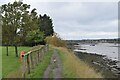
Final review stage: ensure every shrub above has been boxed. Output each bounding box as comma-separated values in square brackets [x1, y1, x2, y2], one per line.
[45, 33, 66, 47]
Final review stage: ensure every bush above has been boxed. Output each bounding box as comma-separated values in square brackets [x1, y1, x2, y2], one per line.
[45, 33, 66, 47]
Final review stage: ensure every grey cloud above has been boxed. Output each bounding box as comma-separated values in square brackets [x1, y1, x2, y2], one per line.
[0, 1, 118, 39]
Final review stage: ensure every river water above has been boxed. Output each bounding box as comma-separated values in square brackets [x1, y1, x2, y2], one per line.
[74, 43, 120, 76]
[74, 43, 119, 61]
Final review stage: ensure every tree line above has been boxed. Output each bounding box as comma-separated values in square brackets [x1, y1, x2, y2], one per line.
[1, 1, 54, 57]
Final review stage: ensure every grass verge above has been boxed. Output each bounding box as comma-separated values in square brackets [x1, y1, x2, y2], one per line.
[56, 47, 103, 78]
[0, 47, 2, 79]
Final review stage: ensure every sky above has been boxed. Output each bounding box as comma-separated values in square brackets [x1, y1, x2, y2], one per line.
[0, 0, 119, 40]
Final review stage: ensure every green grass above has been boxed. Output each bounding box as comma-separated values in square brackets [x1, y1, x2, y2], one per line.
[28, 49, 53, 78]
[0, 47, 2, 79]
[57, 48, 76, 78]
[1, 45, 103, 78]
[2, 46, 31, 77]
[55, 47, 102, 78]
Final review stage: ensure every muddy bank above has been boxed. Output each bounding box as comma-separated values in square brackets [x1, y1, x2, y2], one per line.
[74, 51, 120, 78]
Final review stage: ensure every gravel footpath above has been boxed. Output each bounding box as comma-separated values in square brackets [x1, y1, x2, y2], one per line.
[43, 49, 62, 79]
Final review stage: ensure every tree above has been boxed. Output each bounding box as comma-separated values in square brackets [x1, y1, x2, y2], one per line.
[1, 1, 31, 57]
[2, 1, 54, 55]
[39, 14, 54, 37]
[26, 29, 44, 46]
[1, 3, 14, 56]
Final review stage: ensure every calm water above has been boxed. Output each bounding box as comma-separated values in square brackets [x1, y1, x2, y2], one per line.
[74, 43, 119, 61]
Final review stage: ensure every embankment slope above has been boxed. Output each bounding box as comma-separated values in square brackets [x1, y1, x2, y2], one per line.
[55, 46, 103, 78]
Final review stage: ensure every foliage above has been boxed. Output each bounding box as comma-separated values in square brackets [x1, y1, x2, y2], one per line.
[25, 30, 44, 46]
[1, 1, 54, 46]
[45, 33, 66, 47]
[1, 1, 30, 46]
[39, 14, 54, 37]
[1, 1, 54, 57]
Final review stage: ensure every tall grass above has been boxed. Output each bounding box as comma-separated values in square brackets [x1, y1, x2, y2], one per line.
[0, 46, 2, 79]
[45, 33, 66, 47]
[56, 47, 103, 78]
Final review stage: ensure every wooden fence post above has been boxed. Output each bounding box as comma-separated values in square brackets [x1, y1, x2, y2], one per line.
[38, 50, 40, 62]
[34, 51, 37, 66]
[22, 56, 26, 78]
[32, 52, 35, 67]
[42, 47, 44, 56]
[47, 44, 49, 51]
[41, 48, 43, 60]
[36, 50, 38, 65]
[27, 54, 30, 74]
[40, 48, 42, 61]
[43, 46, 45, 55]
[45, 44, 48, 52]
[33, 52, 35, 67]
[30, 53, 34, 69]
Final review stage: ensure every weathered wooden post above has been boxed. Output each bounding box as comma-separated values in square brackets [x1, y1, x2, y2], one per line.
[29, 51, 31, 69]
[22, 55, 26, 78]
[44, 46, 45, 54]
[46, 44, 48, 52]
[39, 49, 41, 62]
[42, 47, 44, 55]
[27, 54, 30, 74]
[30, 53, 34, 69]
[36, 50, 38, 65]
[32, 53, 34, 68]
[41, 47, 43, 60]
[37, 50, 40, 62]
[45, 44, 47, 52]
[33, 52, 36, 66]
[40, 48, 42, 61]
[44, 45, 46, 53]
[6, 46, 8, 56]
[47, 44, 49, 51]
[34, 51, 38, 66]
